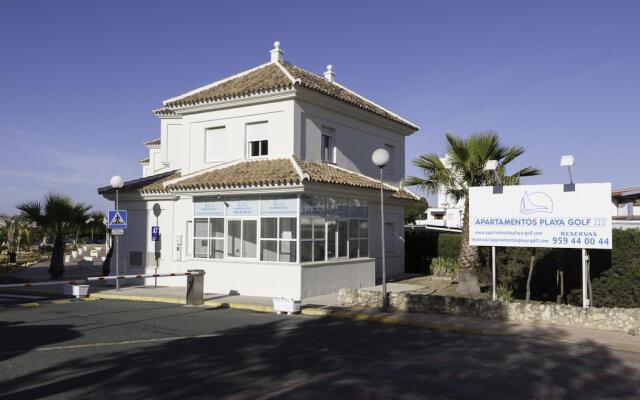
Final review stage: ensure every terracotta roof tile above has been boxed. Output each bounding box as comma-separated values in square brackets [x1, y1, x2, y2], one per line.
[144, 138, 161, 146]
[168, 159, 300, 190]
[153, 107, 177, 116]
[164, 63, 294, 108]
[161, 61, 417, 129]
[138, 158, 150, 165]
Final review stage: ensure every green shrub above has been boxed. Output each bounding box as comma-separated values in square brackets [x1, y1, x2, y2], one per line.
[437, 233, 461, 260]
[592, 260, 640, 308]
[431, 257, 459, 278]
[496, 283, 514, 303]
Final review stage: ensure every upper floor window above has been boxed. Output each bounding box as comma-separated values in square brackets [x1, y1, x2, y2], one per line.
[205, 126, 226, 162]
[321, 126, 335, 163]
[249, 140, 269, 157]
[246, 121, 269, 158]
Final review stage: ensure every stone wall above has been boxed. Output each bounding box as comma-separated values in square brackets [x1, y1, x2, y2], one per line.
[338, 288, 640, 335]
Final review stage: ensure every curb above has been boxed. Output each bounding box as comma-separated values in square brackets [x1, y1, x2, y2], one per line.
[0, 296, 98, 311]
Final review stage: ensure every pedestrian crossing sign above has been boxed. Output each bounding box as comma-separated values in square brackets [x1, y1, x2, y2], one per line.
[108, 210, 128, 229]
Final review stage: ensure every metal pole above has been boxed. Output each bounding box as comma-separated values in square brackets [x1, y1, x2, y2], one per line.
[115, 189, 120, 291]
[380, 167, 387, 308]
[491, 246, 497, 301]
[582, 248, 589, 308]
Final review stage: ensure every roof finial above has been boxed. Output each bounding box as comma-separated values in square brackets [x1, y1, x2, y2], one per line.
[270, 41, 284, 63]
[324, 64, 335, 83]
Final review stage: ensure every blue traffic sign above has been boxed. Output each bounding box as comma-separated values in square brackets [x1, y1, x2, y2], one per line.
[151, 226, 160, 241]
[108, 210, 128, 229]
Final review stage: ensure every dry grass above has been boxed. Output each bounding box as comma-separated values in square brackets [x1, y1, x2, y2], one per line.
[397, 275, 490, 300]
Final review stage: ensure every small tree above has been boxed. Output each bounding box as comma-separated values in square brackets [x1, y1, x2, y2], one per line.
[18, 194, 92, 279]
[0, 215, 33, 264]
[407, 132, 541, 294]
[404, 198, 428, 224]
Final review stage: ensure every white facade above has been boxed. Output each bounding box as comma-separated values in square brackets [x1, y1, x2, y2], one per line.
[414, 157, 464, 230]
[611, 187, 640, 230]
[103, 43, 418, 299]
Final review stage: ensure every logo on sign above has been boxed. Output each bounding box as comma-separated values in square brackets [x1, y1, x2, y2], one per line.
[519, 192, 553, 215]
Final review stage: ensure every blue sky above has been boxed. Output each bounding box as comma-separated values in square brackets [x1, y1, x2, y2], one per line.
[1, 0, 639, 213]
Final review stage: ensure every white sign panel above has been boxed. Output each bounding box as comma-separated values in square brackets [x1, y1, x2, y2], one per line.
[227, 198, 259, 216]
[469, 183, 612, 249]
[261, 196, 297, 216]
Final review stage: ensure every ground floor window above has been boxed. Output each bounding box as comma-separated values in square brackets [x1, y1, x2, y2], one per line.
[260, 217, 297, 262]
[227, 219, 257, 258]
[194, 218, 224, 259]
[300, 216, 325, 262]
[349, 219, 368, 258]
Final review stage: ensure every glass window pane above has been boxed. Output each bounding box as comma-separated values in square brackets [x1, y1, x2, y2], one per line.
[194, 239, 208, 258]
[313, 217, 325, 240]
[359, 220, 368, 238]
[194, 218, 209, 237]
[242, 220, 257, 258]
[279, 240, 296, 262]
[261, 218, 277, 238]
[349, 239, 359, 259]
[338, 221, 348, 257]
[210, 218, 224, 238]
[261, 240, 277, 261]
[301, 195, 325, 215]
[349, 219, 359, 238]
[327, 221, 336, 259]
[227, 220, 241, 257]
[210, 239, 224, 259]
[250, 141, 260, 157]
[301, 241, 312, 262]
[359, 239, 368, 258]
[261, 140, 268, 155]
[313, 240, 325, 262]
[301, 216, 313, 239]
[279, 217, 297, 239]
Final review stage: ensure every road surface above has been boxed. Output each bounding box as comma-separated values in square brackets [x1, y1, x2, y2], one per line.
[1, 300, 639, 399]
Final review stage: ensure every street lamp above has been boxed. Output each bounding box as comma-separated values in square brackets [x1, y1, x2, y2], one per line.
[86, 217, 94, 241]
[372, 148, 390, 308]
[110, 175, 124, 291]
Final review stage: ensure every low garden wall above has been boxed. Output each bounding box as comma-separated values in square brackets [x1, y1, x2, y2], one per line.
[338, 288, 640, 335]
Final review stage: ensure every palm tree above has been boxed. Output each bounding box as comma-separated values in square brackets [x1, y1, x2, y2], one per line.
[406, 132, 541, 294]
[17, 194, 92, 279]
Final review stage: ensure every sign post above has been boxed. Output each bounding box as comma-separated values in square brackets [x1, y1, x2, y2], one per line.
[107, 209, 128, 291]
[469, 183, 612, 308]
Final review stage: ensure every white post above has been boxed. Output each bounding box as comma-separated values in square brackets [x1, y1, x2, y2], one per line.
[115, 189, 120, 291]
[582, 248, 589, 308]
[380, 167, 387, 308]
[491, 246, 497, 301]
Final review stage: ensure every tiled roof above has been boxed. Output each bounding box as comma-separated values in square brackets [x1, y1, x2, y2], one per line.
[153, 107, 177, 117]
[97, 170, 180, 195]
[138, 158, 150, 165]
[168, 159, 300, 190]
[164, 63, 293, 108]
[613, 215, 640, 220]
[162, 61, 417, 130]
[165, 158, 419, 200]
[144, 138, 161, 147]
[612, 187, 640, 197]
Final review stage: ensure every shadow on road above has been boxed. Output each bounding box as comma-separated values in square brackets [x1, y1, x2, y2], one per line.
[0, 321, 81, 364]
[0, 314, 638, 399]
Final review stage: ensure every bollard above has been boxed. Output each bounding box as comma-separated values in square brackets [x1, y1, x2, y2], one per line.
[186, 269, 205, 306]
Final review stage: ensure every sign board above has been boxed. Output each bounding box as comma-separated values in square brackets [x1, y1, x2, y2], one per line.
[469, 183, 612, 249]
[107, 210, 127, 229]
[227, 198, 259, 216]
[261, 196, 297, 216]
[194, 199, 225, 216]
[151, 226, 160, 241]
[111, 228, 125, 236]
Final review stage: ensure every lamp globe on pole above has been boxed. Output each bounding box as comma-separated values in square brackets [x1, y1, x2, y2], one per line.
[372, 148, 390, 308]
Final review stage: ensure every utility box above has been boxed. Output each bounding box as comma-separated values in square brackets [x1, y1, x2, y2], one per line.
[186, 269, 205, 306]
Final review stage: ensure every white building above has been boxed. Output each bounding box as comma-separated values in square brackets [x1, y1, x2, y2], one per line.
[611, 187, 640, 230]
[414, 157, 464, 231]
[98, 42, 420, 299]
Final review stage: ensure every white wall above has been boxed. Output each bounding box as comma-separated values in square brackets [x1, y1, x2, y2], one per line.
[301, 259, 375, 298]
[295, 99, 406, 185]
[175, 100, 296, 175]
[368, 202, 406, 278]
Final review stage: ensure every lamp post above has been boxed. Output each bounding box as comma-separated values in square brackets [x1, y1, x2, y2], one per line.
[110, 175, 124, 291]
[560, 154, 575, 185]
[372, 148, 390, 308]
[484, 159, 498, 301]
[86, 217, 94, 241]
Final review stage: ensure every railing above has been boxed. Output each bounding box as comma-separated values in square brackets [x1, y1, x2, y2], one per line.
[0, 270, 205, 305]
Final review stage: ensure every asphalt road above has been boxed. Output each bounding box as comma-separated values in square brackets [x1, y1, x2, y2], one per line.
[1, 300, 639, 400]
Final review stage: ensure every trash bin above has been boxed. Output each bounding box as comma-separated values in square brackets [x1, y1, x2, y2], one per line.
[186, 269, 205, 306]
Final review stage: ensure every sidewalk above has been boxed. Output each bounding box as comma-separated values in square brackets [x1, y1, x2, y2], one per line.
[87, 284, 640, 353]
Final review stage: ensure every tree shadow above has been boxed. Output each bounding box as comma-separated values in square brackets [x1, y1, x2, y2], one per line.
[0, 314, 638, 399]
[0, 321, 81, 363]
